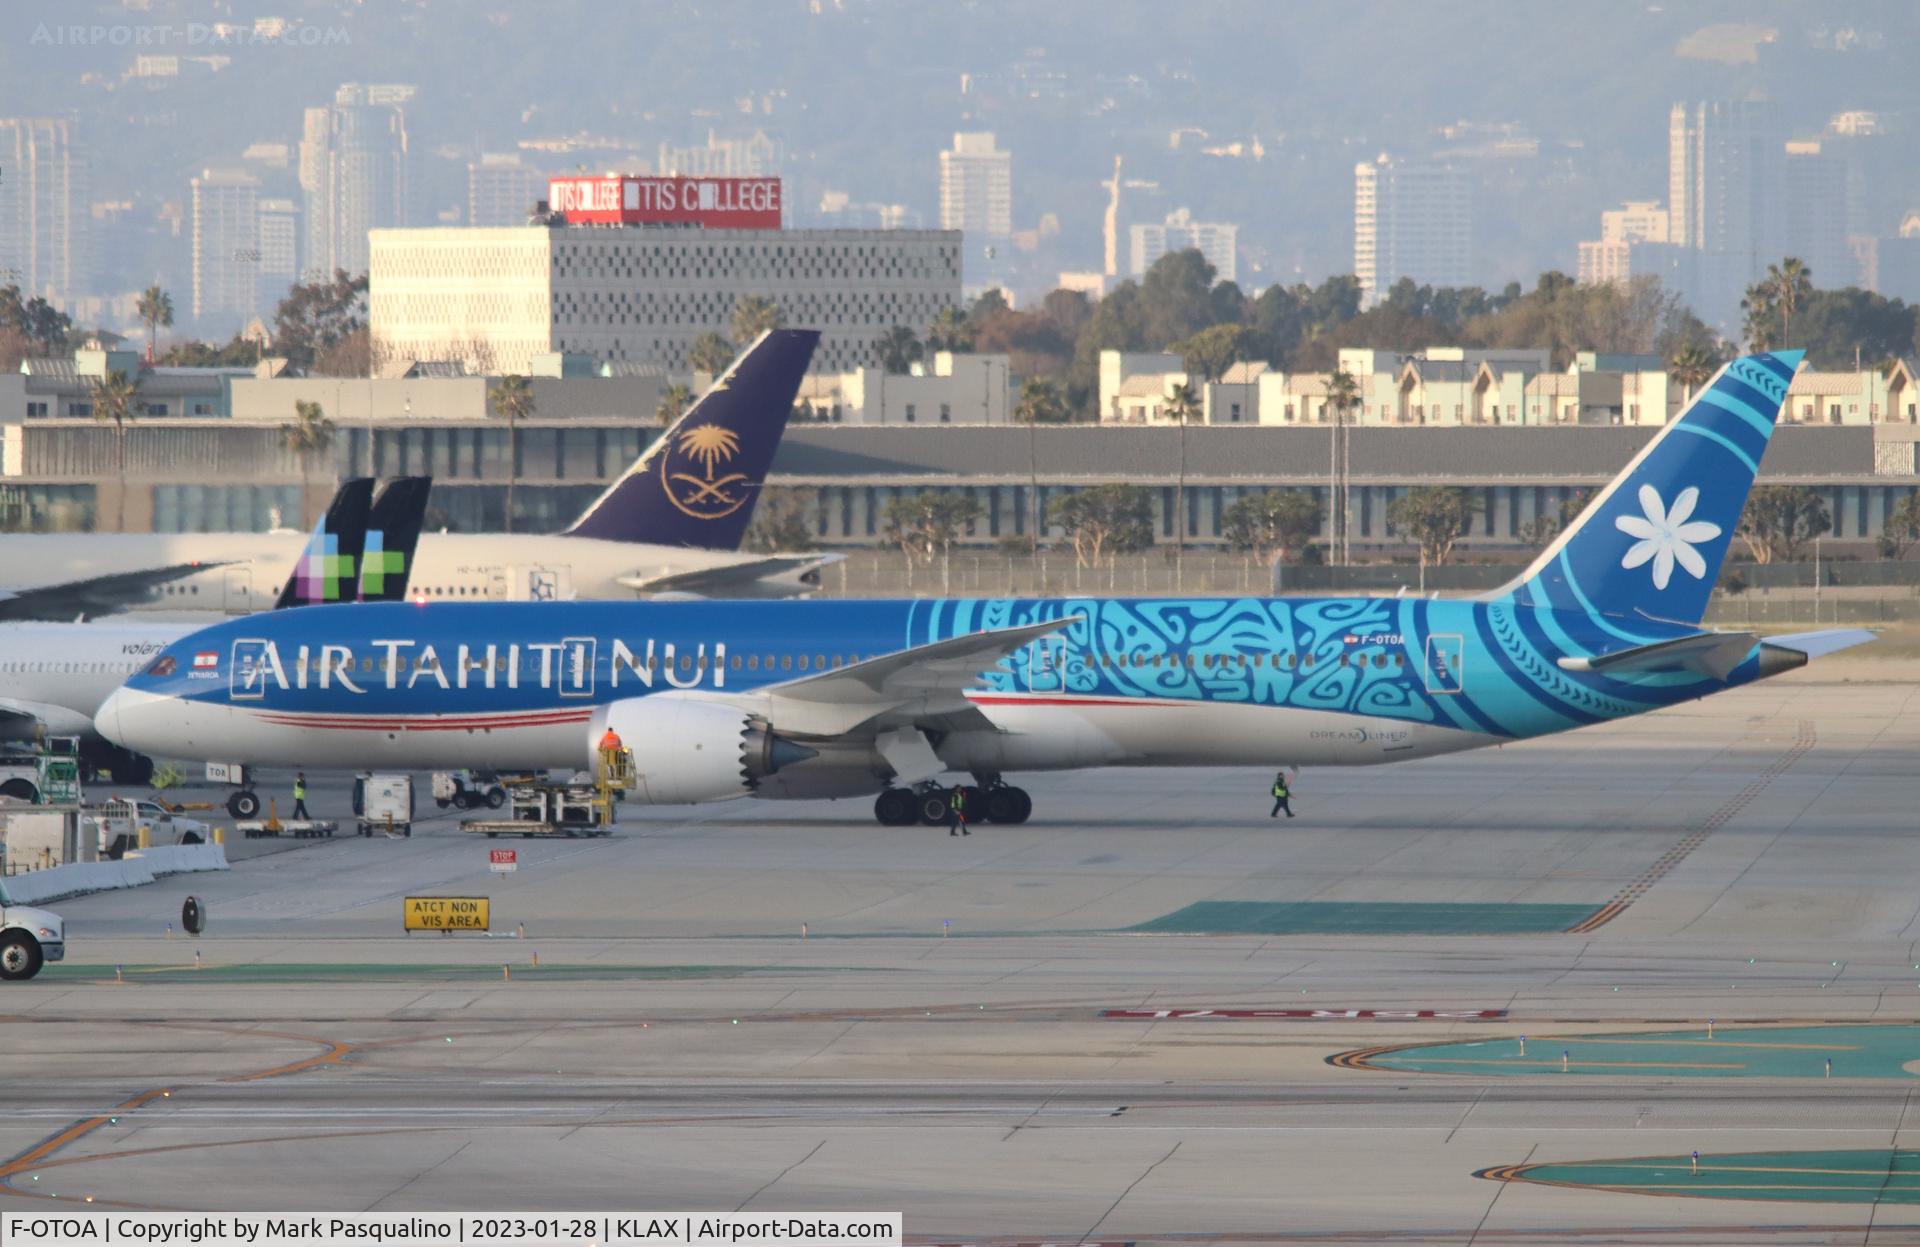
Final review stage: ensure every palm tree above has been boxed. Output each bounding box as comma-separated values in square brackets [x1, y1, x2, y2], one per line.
[875, 325, 923, 375]
[656, 383, 693, 426]
[1772, 257, 1812, 345]
[1325, 369, 1360, 564]
[89, 369, 138, 532]
[134, 286, 173, 361]
[729, 295, 784, 345]
[1667, 342, 1718, 412]
[488, 374, 535, 533]
[280, 399, 336, 526]
[688, 332, 735, 378]
[1164, 380, 1202, 574]
[926, 305, 973, 352]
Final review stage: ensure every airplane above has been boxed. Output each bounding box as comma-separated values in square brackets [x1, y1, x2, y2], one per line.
[0, 328, 827, 618]
[0, 475, 430, 790]
[97, 350, 1872, 825]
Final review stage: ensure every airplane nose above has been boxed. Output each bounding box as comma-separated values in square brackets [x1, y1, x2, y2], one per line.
[95, 685, 149, 752]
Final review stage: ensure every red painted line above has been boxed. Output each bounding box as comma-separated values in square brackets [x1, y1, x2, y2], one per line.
[1104, 1008, 1507, 1021]
[255, 711, 591, 732]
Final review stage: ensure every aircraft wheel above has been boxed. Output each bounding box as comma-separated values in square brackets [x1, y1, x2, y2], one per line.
[0, 931, 43, 981]
[916, 789, 951, 826]
[983, 788, 1020, 824]
[873, 788, 916, 826]
[1002, 787, 1033, 824]
[227, 790, 261, 819]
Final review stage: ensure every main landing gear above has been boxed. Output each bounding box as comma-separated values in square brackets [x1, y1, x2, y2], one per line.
[872, 778, 1032, 826]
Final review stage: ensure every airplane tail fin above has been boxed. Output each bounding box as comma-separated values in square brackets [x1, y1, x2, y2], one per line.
[1491, 349, 1803, 626]
[274, 477, 374, 609]
[563, 327, 820, 550]
[358, 476, 433, 601]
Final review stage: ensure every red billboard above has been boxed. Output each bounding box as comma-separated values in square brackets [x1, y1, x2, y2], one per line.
[546, 175, 782, 229]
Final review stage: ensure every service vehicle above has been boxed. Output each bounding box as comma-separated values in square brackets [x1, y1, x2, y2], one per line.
[85, 797, 211, 858]
[0, 898, 65, 981]
[432, 770, 510, 811]
[353, 771, 415, 836]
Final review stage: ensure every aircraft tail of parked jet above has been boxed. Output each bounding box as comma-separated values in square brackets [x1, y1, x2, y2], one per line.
[273, 478, 374, 609]
[358, 476, 433, 602]
[1493, 350, 1804, 625]
[563, 327, 820, 551]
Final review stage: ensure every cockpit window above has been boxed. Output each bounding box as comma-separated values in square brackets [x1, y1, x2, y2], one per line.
[145, 656, 177, 677]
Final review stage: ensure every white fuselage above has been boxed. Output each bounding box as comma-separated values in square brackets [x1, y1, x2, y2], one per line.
[0, 621, 190, 737]
[0, 532, 806, 613]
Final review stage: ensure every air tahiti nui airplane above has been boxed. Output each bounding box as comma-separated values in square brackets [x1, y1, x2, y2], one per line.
[98, 350, 1869, 826]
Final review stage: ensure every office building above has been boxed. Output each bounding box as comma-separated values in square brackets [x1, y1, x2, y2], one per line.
[938, 132, 1011, 238]
[1129, 208, 1238, 282]
[190, 168, 260, 326]
[255, 198, 300, 305]
[1664, 100, 1783, 327]
[298, 83, 411, 280]
[0, 119, 89, 307]
[467, 154, 545, 228]
[1576, 200, 1670, 286]
[1353, 156, 1472, 306]
[657, 130, 780, 177]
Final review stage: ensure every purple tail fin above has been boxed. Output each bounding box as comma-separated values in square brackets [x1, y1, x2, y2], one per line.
[563, 327, 819, 549]
[274, 477, 373, 609]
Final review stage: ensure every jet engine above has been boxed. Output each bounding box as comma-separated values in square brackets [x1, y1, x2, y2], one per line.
[592, 697, 816, 805]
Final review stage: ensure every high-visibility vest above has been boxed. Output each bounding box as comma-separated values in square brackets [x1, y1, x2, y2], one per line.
[1271, 779, 1288, 797]
[293, 779, 306, 799]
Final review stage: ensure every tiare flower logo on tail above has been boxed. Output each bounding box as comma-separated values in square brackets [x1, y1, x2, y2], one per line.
[1616, 483, 1720, 590]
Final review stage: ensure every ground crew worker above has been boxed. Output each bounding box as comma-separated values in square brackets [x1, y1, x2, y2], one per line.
[1269, 770, 1294, 819]
[292, 772, 310, 820]
[947, 785, 970, 836]
[600, 726, 624, 754]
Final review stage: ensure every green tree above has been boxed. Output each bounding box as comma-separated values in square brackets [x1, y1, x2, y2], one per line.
[1050, 484, 1154, 567]
[89, 368, 138, 531]
[688, 331, 736, 377]
[135, 285, 174, 360]
[1221, 490, 1323, 565]
[488, 374, 535, 533]
[159, 336, 259, 367]
[272, 269, 368, 369]
[926, 305, 973, 352]
[1178, 322, 1254, 383]
[743, 486, 818, 553]
[1736, 484, 1831, 564]
[1667, 341, 1720, 409]
[730, 294, 784, 344]
[1878, 492, 1920, 560]
[1793, 287, 1919, 369]
[1164, 380, 1202, 558]
[1014, 377, 1068, 425]
[1387, 486, 1474, 567]
[656, 383, 693, 426]
[280, 399, 336, 526]
[875, 324, 923, 375]
[881, 490, 982, 564]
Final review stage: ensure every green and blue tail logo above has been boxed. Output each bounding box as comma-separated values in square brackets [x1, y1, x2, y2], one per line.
[275, 478, 373, 609]
[357, 476, 433, 602]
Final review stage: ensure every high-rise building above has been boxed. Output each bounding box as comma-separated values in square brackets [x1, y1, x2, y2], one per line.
[298, 83, 411, 280]
[0, 118, 89, 308]
[1576, 200, 1670, 285]
[1665, 100, 1784, 329]
[1782, 142, 1857, 288]
[938, 132, 1011, 239]
[191, 168, 260, 326]
[467, 154, 545, 228]
[1129, 208, 1238, 282]
[656, 130, 780, 177]
[1353, 156, 1471, 306]
[256, 198, 300, 307]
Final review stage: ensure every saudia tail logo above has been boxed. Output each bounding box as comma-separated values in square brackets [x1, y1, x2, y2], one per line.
[662, 400, 750, 520]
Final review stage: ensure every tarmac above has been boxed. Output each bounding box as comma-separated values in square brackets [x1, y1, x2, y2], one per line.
[4, 660, 1920, 1243]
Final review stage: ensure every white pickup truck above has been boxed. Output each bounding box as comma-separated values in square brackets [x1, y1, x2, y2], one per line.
[85, 798, 212, 859]
[0, 899, 65, 980]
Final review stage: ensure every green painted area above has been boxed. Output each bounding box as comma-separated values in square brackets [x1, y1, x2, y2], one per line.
[1129, 900, 1600, 936]
[1372, 1024, 1920, 1078]
[40, 963, 807, 985]
[1516, 1149, 1920, 1204]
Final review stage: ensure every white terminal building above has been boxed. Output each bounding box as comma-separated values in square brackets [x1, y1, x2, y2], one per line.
[370, 175, 961, 376]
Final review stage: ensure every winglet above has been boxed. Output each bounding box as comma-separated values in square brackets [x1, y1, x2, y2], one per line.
[563, 327, 820, 550]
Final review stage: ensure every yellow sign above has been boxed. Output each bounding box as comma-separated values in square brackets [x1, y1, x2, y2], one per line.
[404, 896, 490, 931]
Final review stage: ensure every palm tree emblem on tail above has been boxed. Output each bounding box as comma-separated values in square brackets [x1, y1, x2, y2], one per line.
[662, 422, 752, 518]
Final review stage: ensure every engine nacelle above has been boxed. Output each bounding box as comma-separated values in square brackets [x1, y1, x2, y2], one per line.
[592, 697, 814, 805]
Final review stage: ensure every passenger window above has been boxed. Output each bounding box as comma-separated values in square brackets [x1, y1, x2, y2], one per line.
[1394, 653, 1406, 668]
[647, 655, 658, 670]
[747, 654, 759, 670]
[798, 655, 810, 671]
[678, 654, 692, 671]
[1304, 654, 1315, 669]
[781, 655, 792, 670]
[730, 655, 742, 671]
[697, 654, 708, 669]
[1374, 654, 1388, 669]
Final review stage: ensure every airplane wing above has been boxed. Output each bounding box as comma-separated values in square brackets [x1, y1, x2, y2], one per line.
[705, 616, 1076, 737]
[1758, 627, 1877, 658]
[615, 553, 840, 597]
[0, 562, 233, 622]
